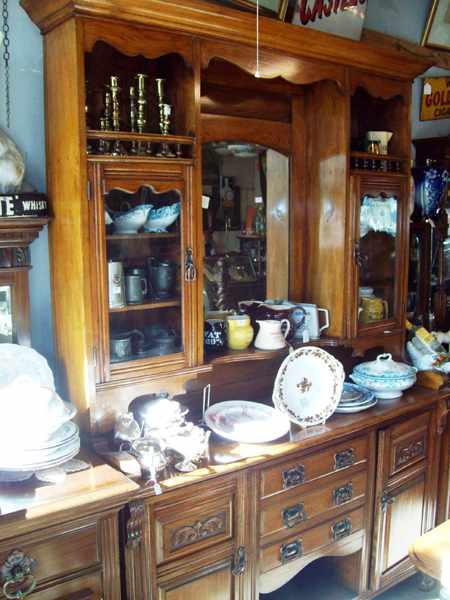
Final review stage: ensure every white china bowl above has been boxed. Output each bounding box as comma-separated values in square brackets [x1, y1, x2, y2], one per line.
[114, 204, 153, 234]
[144, 202, 181, 232]
[350, 353, 416, 399]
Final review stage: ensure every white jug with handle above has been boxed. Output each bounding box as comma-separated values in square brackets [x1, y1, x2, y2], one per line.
[298, 303, 330, 340]
[254, 319, 291, 351]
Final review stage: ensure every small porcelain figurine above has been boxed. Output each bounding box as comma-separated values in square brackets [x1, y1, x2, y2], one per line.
[0, 129, 25, 193]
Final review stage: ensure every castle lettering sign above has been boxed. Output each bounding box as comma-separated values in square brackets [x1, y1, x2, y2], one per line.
[291, 0, 367, 40]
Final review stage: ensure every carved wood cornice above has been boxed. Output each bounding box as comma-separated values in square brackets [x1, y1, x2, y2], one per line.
[20, 0, 433, 80]
[0, 218, 50, 248]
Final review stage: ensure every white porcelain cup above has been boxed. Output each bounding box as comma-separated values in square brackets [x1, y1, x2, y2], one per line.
[298, 303, 330, 340]
[108, 261, 126, 309]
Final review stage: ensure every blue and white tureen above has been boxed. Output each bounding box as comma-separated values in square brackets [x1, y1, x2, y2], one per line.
[350, 353, 416, 399]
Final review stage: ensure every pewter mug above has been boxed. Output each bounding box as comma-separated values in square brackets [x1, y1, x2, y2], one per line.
[110, 329, 145, 359]
[125, 271, 148, 304]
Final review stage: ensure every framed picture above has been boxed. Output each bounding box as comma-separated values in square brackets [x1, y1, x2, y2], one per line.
[226, 0, 294, 20]
[422, 0, 450, 51]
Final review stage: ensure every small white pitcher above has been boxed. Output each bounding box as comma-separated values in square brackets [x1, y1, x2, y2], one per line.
[254, 319, 291, 351]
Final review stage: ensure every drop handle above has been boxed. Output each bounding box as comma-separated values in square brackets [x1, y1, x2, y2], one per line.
[232, 546, 247, 576]
[185, 247, 197, 282]
[1, 551, 37, 599]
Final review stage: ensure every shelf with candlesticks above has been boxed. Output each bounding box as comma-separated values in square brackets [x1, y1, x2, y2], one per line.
[86, 130, 195, 159]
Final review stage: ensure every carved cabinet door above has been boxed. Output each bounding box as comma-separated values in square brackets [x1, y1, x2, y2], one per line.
[370, 410, 439, 592]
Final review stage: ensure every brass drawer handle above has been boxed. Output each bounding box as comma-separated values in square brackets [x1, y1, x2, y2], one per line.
[280, 539, 303, 564]
[282, 502, 307, 528]
[333, 483, 353, 506]
[282, 464, 305, 488]
[334, 448, 355, 470]
[0, 550, 37, 599]
[331, 517, 352, 542]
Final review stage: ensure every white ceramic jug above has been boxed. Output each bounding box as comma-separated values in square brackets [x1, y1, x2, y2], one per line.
[298, 303, 330, 340]
[254, 319, 290, 351]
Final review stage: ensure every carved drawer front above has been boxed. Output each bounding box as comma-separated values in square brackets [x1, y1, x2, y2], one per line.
[260, 507, 364, 574]
[260, 470, 367, 540]
[0, 524, 100, 599]
[386, 412, 430, 480]
[155, 496, 233, 564]
[260, 436, 368, 498]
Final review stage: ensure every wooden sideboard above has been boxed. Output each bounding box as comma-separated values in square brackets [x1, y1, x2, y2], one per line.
[115, 387, 449, 600]
[0, 457, 138, 600]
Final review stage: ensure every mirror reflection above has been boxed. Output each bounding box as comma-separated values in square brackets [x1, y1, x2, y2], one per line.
[0, 285, 13, 343]
[202, 141, 289, 313]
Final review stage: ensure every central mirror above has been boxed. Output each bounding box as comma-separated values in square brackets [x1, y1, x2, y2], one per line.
[202, 141, 290, 313]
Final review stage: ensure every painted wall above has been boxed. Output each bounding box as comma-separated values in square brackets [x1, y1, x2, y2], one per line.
[1, 0, 449, 365]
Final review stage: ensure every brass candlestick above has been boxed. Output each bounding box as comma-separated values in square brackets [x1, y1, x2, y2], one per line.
[103, 91, 112, 131]
[129, 85, 138, 154]
[135, 74, 148, 155]
[155, 79, 175, 157]
[109, 75, 121, 132]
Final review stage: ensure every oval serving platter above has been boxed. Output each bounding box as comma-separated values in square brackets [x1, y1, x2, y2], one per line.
[204, 400, 290, 443]
[273, 346, 345, 428]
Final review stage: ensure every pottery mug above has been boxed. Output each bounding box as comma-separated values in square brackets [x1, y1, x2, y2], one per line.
[204, 318, 227, 351]
[298, 303, 330, 340]
[108, 260, 126, 309]
[125, 270, 148, 304]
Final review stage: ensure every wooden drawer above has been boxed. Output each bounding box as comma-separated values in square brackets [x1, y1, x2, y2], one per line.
[260, 435, 368, 498]
[385, 412, 430, 481]
[260, 470, 367, 540]
[155, 495, 234, 564]
[260, 506, 364, 573]
[0, 523, 99, 596]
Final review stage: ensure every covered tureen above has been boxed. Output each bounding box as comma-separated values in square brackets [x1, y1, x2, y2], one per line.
[350, 353, 416, 399]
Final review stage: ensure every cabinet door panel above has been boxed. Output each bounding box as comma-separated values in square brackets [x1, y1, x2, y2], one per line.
[159, 563, 236, 600]
[384, 477, 425, 571]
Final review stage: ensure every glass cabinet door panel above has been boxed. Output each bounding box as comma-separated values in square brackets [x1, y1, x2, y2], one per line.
[103, 182, 185, 368]
[0, 285, 13, 343]
[358, 193, 398, 327]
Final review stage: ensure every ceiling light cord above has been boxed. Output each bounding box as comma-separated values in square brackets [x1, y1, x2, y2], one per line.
[255, 0, 260, 78]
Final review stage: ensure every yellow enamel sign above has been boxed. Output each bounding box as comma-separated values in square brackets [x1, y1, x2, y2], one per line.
[420, 77, 450, 121]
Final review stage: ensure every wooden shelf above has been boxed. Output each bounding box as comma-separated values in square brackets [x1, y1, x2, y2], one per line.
[87, 155, 194, 165]
[110, 299, 180, 313]
[86, 129, 195, 145]
[106, 232, 179, 241]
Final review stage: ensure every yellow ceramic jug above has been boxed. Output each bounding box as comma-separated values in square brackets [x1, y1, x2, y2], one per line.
[360, 296, 388, 324]
[226, 315, 254, 351]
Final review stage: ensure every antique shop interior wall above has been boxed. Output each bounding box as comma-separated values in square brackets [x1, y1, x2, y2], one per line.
[1, 0, 449, 371]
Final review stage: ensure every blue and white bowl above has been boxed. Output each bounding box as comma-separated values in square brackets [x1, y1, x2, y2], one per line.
[350, 353, 416, 399]
[144, 202, 181, 233]
[114, 204, 153, 234]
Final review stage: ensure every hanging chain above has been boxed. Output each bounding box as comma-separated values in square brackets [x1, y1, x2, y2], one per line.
[2, 0, 10, 127]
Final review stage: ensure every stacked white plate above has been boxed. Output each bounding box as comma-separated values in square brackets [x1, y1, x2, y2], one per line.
[334, 383, 377, 414]
[0, 421, 80, 473]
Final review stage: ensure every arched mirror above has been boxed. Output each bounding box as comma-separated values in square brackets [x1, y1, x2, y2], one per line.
[202, 141, 289, 313]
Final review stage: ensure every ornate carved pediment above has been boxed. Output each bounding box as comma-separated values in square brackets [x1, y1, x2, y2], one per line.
[0, 218, 50, 249]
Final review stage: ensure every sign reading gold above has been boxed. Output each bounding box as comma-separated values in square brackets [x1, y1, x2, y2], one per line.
[420, 77, 450, 121]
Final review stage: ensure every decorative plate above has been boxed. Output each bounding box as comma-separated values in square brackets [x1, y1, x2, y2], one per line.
[204, 400, 290, 443]
[273, 347, 345, 428]
[335, 398, 377, 414]
[339, 383, 375, 406]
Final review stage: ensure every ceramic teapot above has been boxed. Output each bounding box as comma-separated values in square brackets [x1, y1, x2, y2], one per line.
[254, 319, 291, 351]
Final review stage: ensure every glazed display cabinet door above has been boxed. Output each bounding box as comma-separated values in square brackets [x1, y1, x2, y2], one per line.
[88, 160, 196, 382]
[350, 175, 409, 338]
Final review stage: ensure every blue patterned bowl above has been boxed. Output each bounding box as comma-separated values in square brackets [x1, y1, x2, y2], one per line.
[114, 204, 153, 234]
[350, 353, 416, 399]
[144, 202, 181, 233]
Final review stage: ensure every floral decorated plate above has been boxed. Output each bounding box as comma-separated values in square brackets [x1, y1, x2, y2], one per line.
[273, 347, 344, 428]
[204, 400, 290, 443]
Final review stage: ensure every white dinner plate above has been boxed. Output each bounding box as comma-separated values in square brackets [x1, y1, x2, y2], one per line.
[335, 398, 377, 414]
[205, 400, 290, 443]
[273, 347, 345, 428]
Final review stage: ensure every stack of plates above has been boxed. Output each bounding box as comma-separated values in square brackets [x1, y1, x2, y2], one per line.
[0, 421, 80, 473]
[335, 383, 377, 414]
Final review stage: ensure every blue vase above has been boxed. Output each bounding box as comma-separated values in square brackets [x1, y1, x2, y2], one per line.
[413, 165, 448, 219]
